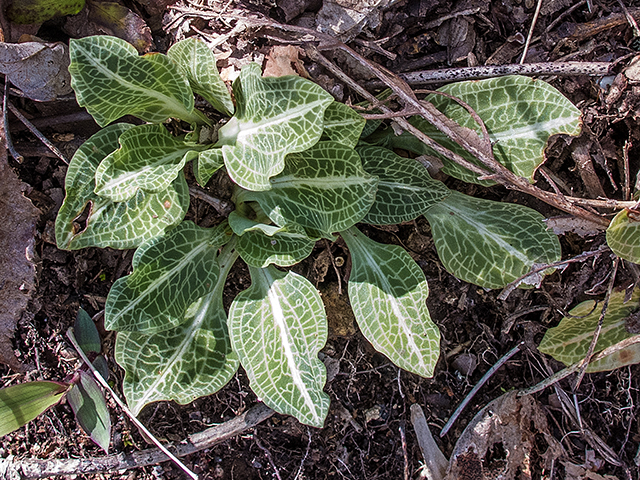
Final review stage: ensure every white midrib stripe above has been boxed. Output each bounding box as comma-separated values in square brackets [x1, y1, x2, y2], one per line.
[270, 175, 371, 189]
[236, 99, 328, 139]
[356, 243, 428, 372]
[444, 203, 533, 265]
[264, 271, 319, 423]
[113, 241, 211, 323]
[134, 292, 214, 413]
[80, 44, 192, 119]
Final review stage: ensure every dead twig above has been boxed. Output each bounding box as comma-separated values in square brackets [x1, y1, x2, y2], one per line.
[0, 401, 274, 479]
[440, 342, 524, 437]
[3, 80, 22, 163]
[520, 0, 544, 64]
[188, 186, 233, 216]
[572, 256, 620, 391]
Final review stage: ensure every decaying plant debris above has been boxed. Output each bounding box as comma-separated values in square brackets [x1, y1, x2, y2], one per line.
[2, 0, 640, 479]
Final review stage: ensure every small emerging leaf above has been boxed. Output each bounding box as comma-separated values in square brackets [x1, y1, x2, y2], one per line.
[357, 144, 450, 225]
[539, 290, 640, 372]
[217, 63, 333, 191]
[229, 212, 314, 268]
[67, 372, 111, 453]
[0, 381, 68, 436]
[606, 208, 640, 264]
[322, 101, 365, 148]
[105, 221, 230, 333]
[194, 148, 224, 187]
[94, 124, 206, 202]
[74, 308, 101, 355]
[55, 124, 189, 250]
[116, 246, 240, 415]
[342, 227, 440, 378]
[167, 37, 234, 116]
[424, 191, 561, 289]
[229, 266, 329, 427]
[242, 141, 378, 238]
[69, 35, 206, 126]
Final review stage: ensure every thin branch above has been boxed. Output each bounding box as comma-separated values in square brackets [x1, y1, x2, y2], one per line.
[520, 0, 544, 64]
[188, 186, 233, 216]
[0, 402, 274, 479]
[3, 80, 23, 163]
[573, 256, 620, 391]
[66, 329, 198, 480]
[440, 342, 524, 437]
[6, 101, 68, 164]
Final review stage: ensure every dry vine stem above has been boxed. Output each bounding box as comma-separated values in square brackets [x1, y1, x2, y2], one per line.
[239, 15, 611, 228]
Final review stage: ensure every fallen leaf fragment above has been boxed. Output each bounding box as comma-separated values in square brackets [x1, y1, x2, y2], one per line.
[0, 122, 40, 372]
[6, 0, 85, 25]
[446, 392, 564, 480]
[0, 41, 72, 101]
[263, 45, 305, 77]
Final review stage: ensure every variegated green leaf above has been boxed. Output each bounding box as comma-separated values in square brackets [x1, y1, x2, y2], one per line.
[116, 245, 240, 415]
[217, 63, 333, 191]
[167, 37, 234, 116]
[322, 101, 365, 148]
[424, 191, 560, 289]
[0, 381, 68, 436]
[357, 144, 450, 225]
[69, 35, 207, 126]
[95, 124, 207, 202]
[228, 266, 329, 427]
[194, 148, 224, 187]
[606, 208, 640, 263]
[241, 141, 378, 238]
[341, 227, 440, 378]
[55, 124, 189, 250]
[105, 221, 231, 333]
[229, 211, 314, 267]
[379, 76, 581, 185]
[539, 290, 640, 372]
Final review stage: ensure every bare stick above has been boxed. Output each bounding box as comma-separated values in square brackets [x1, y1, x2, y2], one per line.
[3, 80, 23, 163]
[365, 61, 613, 88]
[66, 329, 198, 480]
[573, 256, 620, 391]
[0, 402, 274, 479]
[520, 0, 544, 64]
[6, 101, 68, 164]
[440, 342, 523, 437]
[498, 246, 610, 300]
[520, 334, 640, 396]
[188, 186, 232, 216]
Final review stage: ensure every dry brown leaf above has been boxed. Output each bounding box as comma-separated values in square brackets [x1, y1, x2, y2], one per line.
[0, 122, 39, 372]
[316, 0, 388, 39]
[446, 392, 565, 480]
[0, 41, 72, 101]
[263, 45, 305, 77]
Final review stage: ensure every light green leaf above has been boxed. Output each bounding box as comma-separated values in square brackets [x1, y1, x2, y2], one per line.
[229, 211, 314, 267]
[0, 381, 68, 436]
[357, 144, 450, 225]
[606, 209, 640, 263]
[194, 148, 224, 187]
[56, 124, 189, 250]
[67, 372, 111, 453]
[381, 76, 581, 185]
[105, 221, 231, 333]
[116, 245, 240, 415]
[539, 290, 640, 372]
[94, 124, 206, 202]
[342, 227, 440, 378]
[7, 0, 84, 24]
[228, 266, 329, 427]
[167, 37, 234, 116]
[217, 63, 333, 191]
[69, 35, 207, 126]
[424, 191, 561, 289]
[241, 141, 378, 238]
[322, 101, 365, 148]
